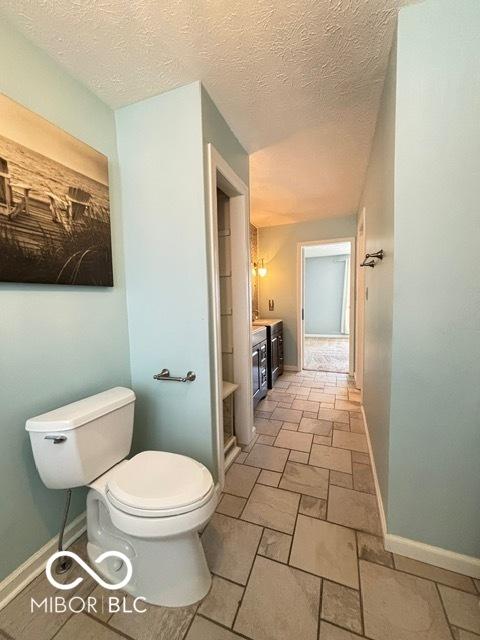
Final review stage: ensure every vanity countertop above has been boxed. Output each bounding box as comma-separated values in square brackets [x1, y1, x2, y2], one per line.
[253, 318, 282, 327]
[251, 325, 266, 335]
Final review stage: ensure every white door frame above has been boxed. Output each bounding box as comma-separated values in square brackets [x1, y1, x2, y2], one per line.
[297, 237, 356, 375]
[355, 208, 366, 392]
[206, 144, 253, 490]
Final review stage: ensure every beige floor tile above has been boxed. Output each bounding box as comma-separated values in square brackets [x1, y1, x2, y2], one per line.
[289, 450, 310, 463]
[288, 385, 311, 397]
[349, 417, 365, 433]
[235, 451, 248, 464]
[254, 417, 283, 436]
[321, 580, 362, 635]
[474, 579, 480, 593]
[216, 493, 247, 517]
[292, 398, 320, 412]
[352, 463, 375, 493]
[275, 429, 313, 452]
[256, 399, 278, 412]
[55, 614, 125, 640]
[290, 515, 358, 588]
[308, 391, 336, 403]
[271, 407, 303, 423]
[438, 585, 480, 634]
[278, 401, 293, 408]
[198, 576, 244, 628]
[234, 556, 321, 640]
[257, 434, 275, 445]
[241, 434, 258, 453]
[255, 410, 273, 419]
[241, 484, 299, 533]
[318, 408, 350, 423]
[361, 560, 452, 640]
[202, 513, 262, 584]
[185, 616, 243, 640]
[273, 380, 290, 389]
[268, 391, 295, 403]
[244, 443, 289, 472]
[314, 434, 332, 446]
[330, 470, 353, 489]
[328, 485, 381, 535]
[257, 469, 282, 487]
[351, 451, 370, 465]
[258, 528, 292, 563]
[303, 410, 318, 419]
[309, 444, 352, 473]
[224, 463, 260, 497]
[279, 461, 329, 499]
[332, 430, 368, 453]
[299, 416, 333, 436]
[324, 386, 348, 396]
[451, 628, 480, 640]
[333, 420, 350, 431]
[299, 495, 327, 519]
[319, 621, 364, 639]
[394, 555, 476, 593]
[110, 594, 197, 640]
[282, 420, 299, 431]
[357, 532, 394, 568]
[335, 399, 361, 411]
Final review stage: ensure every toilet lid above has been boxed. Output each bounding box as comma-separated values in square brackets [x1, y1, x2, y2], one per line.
[107, 451, 214, 512]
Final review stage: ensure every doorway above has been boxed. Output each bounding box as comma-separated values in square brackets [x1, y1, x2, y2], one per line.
[297, 238, 355, 374]
[207, 144, 253, 489]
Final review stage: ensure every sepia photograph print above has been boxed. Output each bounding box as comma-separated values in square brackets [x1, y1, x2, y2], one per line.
[0, 94, 113, 285]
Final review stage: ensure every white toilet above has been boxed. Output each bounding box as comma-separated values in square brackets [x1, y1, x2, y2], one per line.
[25, 387, 218, 607]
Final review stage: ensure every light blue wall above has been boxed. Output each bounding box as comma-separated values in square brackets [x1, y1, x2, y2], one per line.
[304, 255, 348, 335]
[356, 41, 396, 512]
[201, 86, 249, 186]
[116, 82, 249, 479]
[0, 20, 131, 580]
[258, 216, 356, 368]
[115, 83, 216, 471]
[388, 0, 480, 556]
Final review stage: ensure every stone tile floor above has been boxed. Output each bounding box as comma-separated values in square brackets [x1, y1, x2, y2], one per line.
[303, 337, 349, 373]
[1, 370, 479, 639]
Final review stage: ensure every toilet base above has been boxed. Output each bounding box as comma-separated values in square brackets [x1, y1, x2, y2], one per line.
[87, 490, 214, 607]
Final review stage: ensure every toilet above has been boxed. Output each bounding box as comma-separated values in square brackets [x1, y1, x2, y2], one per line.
[25, 387, 218, 607]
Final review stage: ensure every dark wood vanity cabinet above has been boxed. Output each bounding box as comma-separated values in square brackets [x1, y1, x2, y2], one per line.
[252, 327, 268, 407]
[253, 319, 283, 388]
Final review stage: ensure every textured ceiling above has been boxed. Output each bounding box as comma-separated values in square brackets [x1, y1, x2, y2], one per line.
[1, 0, 412, 227]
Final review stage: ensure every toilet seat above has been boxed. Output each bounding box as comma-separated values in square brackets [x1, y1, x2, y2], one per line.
[106, 450, 214, 518]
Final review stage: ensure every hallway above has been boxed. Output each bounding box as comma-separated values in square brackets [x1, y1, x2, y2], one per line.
[2, 372, 478, 640]
[303, 337, 349, 373]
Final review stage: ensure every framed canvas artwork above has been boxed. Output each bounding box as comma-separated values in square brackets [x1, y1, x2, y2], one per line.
[0, 94, 113, 286]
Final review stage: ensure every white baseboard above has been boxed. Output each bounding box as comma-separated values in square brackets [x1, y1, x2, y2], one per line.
[361, 406, 387, 538]
[0, 512, 86, 611]
[361, 406, 480, 579]
[283, 365, 301, 372]
[384, 533, 480, 579]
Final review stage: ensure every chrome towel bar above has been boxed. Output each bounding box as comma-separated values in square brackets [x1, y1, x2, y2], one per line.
[153, 369, 196, 382]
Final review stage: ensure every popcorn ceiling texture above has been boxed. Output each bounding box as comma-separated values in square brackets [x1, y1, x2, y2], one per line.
[1, 0, 413, 226]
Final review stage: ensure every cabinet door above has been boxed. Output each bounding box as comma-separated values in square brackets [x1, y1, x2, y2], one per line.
[271, 335, 279, 378]
[252, 347, 261, 404]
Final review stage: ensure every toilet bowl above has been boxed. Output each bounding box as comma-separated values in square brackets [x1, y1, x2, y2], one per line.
[25, 387, 218, 607]
[87, 451, 218, 606]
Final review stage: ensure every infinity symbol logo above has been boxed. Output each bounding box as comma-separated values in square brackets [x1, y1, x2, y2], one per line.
[45, 550, 133, 591]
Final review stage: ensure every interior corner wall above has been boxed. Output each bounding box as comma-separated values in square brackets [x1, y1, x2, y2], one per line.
[0, 20, 131, 581]
[388, 0, 480, 557]
[257, 216, 356, 368]
[356, 40, 397, 515]
[115, 82, 219, 475]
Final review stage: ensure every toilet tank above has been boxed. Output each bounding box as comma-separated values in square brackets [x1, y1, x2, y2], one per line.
[26, 387, 135, 489]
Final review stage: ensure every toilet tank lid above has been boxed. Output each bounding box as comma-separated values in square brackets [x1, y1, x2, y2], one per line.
[26, 387, 135, 432]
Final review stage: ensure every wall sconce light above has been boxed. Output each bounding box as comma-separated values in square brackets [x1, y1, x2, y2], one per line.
[257, 258, 268, 278]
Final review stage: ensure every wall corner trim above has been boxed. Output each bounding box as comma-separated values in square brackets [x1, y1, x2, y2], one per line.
[361, 406, 388, 538]
[0, 512, 86, 611]
[283, 365, 301, 372]
[362, 407, 480, 579]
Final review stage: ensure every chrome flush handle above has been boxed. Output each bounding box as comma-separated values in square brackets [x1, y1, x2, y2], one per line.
[44, 435, 67, 444]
